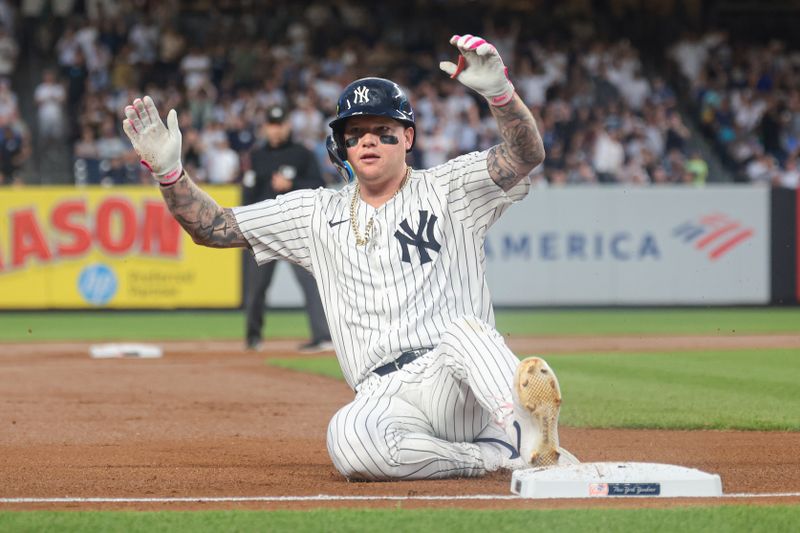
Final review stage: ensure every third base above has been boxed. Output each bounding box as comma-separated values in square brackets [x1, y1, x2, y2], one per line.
[511, 462, 723, 499]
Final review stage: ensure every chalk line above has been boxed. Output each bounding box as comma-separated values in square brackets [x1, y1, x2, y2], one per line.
[2, 492, 799, 504]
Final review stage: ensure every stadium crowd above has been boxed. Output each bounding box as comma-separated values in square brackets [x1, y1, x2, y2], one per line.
[0, 0, 795, 189]
[670, 31, 800, 188]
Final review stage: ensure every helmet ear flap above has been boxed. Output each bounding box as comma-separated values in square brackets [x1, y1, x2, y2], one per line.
[326, 134, 354, 182]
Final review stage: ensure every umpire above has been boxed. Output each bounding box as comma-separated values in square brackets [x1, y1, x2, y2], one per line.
[242, 104, 332, 352]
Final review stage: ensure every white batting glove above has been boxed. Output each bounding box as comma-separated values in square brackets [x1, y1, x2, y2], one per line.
[439, 34, 515, 107]
[122, 96, 183, 186]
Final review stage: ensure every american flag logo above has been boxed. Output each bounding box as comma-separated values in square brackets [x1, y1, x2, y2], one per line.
[673, 212, 754, 261]
[589, 483, 609, 496]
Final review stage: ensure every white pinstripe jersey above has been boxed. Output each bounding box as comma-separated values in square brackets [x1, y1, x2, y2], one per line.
[233, 149, 531, 390]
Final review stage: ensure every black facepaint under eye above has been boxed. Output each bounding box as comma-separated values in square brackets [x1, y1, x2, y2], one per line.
[344, 134, 400, 147]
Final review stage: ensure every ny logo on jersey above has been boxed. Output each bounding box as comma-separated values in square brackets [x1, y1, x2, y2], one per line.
[394, 210, 441, 265]
[353, 86, 370, 104]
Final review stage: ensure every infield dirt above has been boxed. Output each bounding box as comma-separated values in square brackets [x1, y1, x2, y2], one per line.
[1, 336, 799, 511]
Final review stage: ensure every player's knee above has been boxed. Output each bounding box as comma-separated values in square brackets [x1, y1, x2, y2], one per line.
[326, 407, 352, 475]
[326, 405, 403, 481]
[326, 406, 378, 480]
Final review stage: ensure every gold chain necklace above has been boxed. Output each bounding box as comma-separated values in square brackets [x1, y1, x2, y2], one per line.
[351, 166, 411, 246]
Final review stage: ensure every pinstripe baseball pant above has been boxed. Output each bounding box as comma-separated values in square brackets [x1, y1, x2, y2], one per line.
[326, 315, 519, 480]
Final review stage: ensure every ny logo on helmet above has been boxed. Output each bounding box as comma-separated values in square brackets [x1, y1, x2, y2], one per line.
[353, 86, 370, 104]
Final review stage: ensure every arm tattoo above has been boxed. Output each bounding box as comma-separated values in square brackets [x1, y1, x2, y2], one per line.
[160, 172, 249, 248]
[487, 94, 545, 191]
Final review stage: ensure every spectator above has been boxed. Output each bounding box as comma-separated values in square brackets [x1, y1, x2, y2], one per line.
[73, 125, 101, 185]
[619, 154, 650, 185]
[34, 69, 67, 143]
[733, 89, 766, 133]
[56, 24, 81, 77]
[86, 0, 122, 21]
[157, 27, 186, 87]
[421, 122, 455, 169]
[98, 15, 126, 55]
[685, 151, 709, 185]
[180, 45, 212, 92]
[225, 114, 256, 155]
[0, 77, 17, 123]
[664, 148, 687, 182]
[592, 127, 625, 183]
[187, 82, 217, 130]
[255, 76, 287, 110]
[0, 120, 27, 184]
[74, 19, 99, 63]
[202, 137, 240, 184]
[664, 111, 691, 154]
[745, 152, 779, 185]
[128, 14, 159, 67]
[84, 38, 112, 92]
[95, 117, 127, 183]
[0, 26, 18, 78]
[568, 161, 598, 184]
[776, 156, 799, 189]
[289, 93, 325, 150]
[650, 165, 671, 185]
[516, 56, 559, 107]
[110, 44, 137, 89]
[0, 0, 14, 34]
[759, 96, 784, 161]
[181, 129, 206, 183]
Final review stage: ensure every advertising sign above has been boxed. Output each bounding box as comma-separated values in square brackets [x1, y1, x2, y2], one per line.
[0, 186, 241, 309]
[484, 185, 770, 305]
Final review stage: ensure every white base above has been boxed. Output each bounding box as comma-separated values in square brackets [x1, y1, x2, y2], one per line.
[89, 343, 163, 359]
[511, 462, 722, 499]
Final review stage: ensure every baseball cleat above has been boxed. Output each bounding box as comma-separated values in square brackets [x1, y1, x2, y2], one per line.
[557, 447, 580, 465]
[512, 356, 575, 467]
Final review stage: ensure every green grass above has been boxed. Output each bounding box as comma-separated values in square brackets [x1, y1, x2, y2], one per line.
[1, 308, 799, 342]
[0, 311, 303, 341]
[496, 308, 800, 336]
[1, 506, 799, 533]
[554, 349, 800, 430]
[270, 348, 800, 431]
[271, 355, 346, 380]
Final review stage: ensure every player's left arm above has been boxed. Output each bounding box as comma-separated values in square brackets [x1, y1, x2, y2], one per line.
[486, 94, 544, 191]
[441, 34, 544, 191]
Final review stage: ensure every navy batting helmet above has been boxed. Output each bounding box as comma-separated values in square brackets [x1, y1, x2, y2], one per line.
[326, 77, 415, 182]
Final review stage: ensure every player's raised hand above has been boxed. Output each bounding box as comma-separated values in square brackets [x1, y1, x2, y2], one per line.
[122, 96, 183, 186]
[439, 34, 515, 107]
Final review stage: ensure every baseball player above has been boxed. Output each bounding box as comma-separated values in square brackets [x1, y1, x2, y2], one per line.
[123, 34, 578, 480]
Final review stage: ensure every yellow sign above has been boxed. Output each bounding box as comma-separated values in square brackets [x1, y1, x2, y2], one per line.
[0, 185, 242, 309]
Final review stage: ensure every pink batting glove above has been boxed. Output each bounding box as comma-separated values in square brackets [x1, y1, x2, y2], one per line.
[122, 96, 184, 185]
[439, 34, 515, 106]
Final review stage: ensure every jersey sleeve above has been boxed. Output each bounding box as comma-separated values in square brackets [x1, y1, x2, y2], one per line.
[232, 188, 316, 269]
[431, 149, 531, 233]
